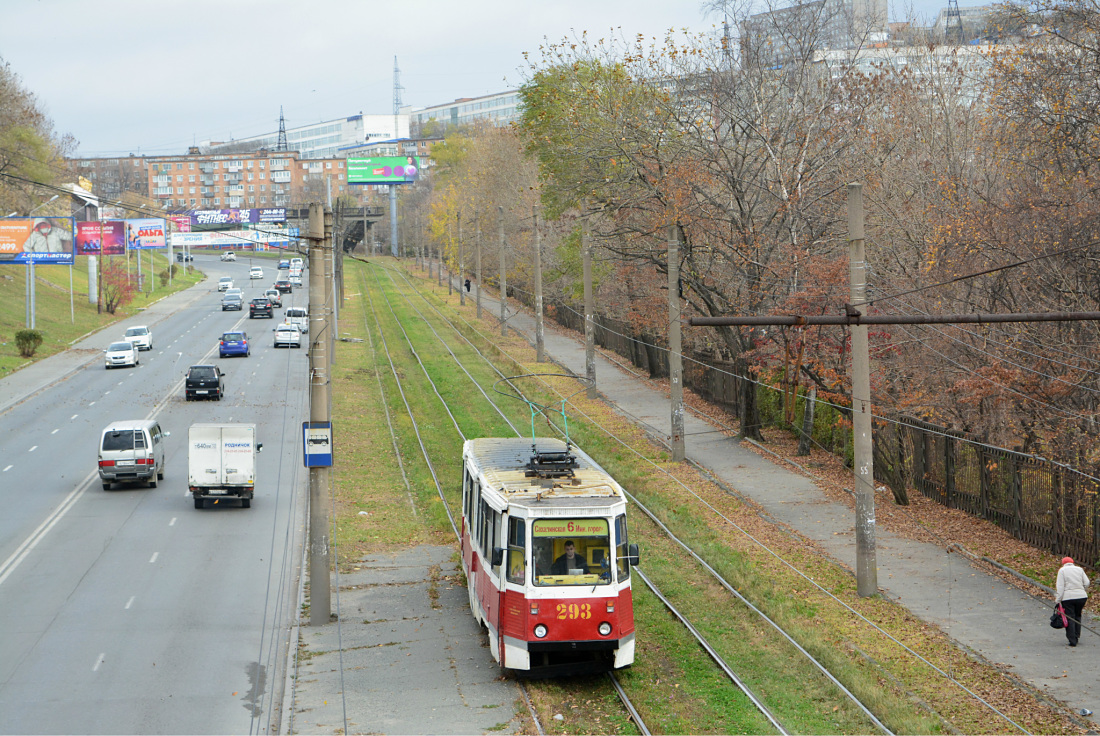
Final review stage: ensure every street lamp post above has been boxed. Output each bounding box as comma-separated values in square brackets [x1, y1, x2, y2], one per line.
[24, 194, 61, 329]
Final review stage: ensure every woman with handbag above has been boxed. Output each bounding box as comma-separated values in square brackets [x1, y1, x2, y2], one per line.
[1055, 557, 1090, 647]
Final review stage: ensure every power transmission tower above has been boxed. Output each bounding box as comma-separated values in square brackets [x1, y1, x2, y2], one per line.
[276, 106, 288, 152]
[946, 0, 963, 43]
[393, 56, 404, 137]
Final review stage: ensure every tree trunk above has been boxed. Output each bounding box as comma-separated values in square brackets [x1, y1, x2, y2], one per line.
[797, 385, 816, 456]
[736, 354, 764, 441]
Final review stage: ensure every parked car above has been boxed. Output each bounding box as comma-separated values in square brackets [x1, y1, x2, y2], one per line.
[105, 341, 139, 369]
[274, 277, 292, 293]
[219, 331, 250, 358]
[249, 266, 264, 279]
[263, 288, 282, 308]
[221, 293, 243, 311]
[277, 259, 291, 270]
[285, 307, 308, 334]
[124, 325, 153, 351]
[185, 364, 225, 401]
[249, 297, 273, 319]
[221, 251, 236, 261]
[273, 323, 302, 348]
[98, 419, 169, 490]
[218, 276, 233, 292]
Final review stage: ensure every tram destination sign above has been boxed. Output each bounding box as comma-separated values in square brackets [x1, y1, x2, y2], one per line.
[532, 519, 608, 536]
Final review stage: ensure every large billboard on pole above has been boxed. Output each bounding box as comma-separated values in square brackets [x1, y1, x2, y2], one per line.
[76, 220, 126, 256]
[347, 156, 422, 185]
[186, 208, 287, 227]
[0, 217, 75, 264]
[125, 218, 167, 249]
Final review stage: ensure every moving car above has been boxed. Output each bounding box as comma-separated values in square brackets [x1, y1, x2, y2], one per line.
[225, 287, 242, 300]
[277, 259, 291, 270]
[290, 257, 304, 269]
[285, 307, 308, 334]
[220, 251, 236, 261]
[188, 423, 261, 509]
[176, 252, 194, 262]
[218, 276, 233, 292]
[274, 277, 292, 293]
[263, 288, 282, 308]
[219, 331, 250, 358]
[273, 323, 301, 348]
[124, 325, 153, 351]
[98, 419, 169, 490]
[289, 271, 302, 287]
[185, 364, 225, 401]
[249, 297, 273, 319]
[221, 293, 243, 311]
[105, 341, 139, 369]
[249, 266, 264, 279]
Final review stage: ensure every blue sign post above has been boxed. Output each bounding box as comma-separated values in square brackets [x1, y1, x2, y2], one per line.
[302, 421, 333, 467]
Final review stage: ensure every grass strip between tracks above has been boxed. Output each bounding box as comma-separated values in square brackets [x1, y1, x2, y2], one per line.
[324, 257, 1081, 736]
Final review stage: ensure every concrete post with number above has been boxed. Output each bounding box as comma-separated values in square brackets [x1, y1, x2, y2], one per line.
[534, 206, 545, 362]
[583, 221, 596, 399]
[498, 206, 507, 337]
[308, 202, 331, 625]
[475, 215, 483, 319]
[668, 226, 685, 462]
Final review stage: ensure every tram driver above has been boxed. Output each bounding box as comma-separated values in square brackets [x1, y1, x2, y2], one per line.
[551, 540, 590, 575]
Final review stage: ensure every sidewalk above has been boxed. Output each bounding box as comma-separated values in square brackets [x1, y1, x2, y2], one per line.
[0, 281, 210, 416]
[459, 276, 1100, 724]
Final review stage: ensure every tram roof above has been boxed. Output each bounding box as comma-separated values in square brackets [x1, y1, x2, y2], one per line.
[465, 437, 626, 503]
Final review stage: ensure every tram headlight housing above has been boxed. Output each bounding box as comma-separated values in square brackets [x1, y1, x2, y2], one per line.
[534, 624, 548, 639]
[598, 622, 612, 636]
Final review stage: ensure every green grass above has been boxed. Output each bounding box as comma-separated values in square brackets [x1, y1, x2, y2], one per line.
[0, 252, 204, 375]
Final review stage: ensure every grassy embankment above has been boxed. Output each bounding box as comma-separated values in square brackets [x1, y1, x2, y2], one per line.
[323, 256, 1082, 735]
[0, 252, 204, 374]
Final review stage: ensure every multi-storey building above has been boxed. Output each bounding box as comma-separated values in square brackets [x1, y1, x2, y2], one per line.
[203, 113, 410, 158]
[741, 0, 889, 66]
[411, 90, 522, 135]
[68, 155, 151, 200]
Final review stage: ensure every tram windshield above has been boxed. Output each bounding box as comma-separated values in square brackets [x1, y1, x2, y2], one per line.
[531, 518, 612, 586]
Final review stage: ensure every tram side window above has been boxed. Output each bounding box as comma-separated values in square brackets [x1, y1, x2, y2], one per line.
[615, 514, 630, 581]
[471, 480, 482, 543]
[531, 518, 612, 586]
[480, 500, 492, 556]
[462, 468, 472, 519]
[506, 517, 526, 584]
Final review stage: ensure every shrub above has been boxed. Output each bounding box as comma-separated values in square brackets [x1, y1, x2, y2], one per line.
[159, 269, 170, 287]
[15, 329, 43, 358]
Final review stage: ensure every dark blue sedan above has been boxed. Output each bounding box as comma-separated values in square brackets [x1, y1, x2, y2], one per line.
[219, 331, 250, 358]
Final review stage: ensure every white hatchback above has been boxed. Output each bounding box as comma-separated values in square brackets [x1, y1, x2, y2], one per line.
[124, 325, 152, 351]
[249, 266, 263, 279]
[273, 324, 301, 348]
[105, 341, 139, 368]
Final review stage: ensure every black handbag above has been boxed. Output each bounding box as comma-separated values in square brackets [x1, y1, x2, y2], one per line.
[1050, 605, 1067, 629]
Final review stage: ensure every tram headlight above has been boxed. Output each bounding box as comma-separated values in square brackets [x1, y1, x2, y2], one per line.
[534, 624, 548, 639]
[598, 622, 612, 636]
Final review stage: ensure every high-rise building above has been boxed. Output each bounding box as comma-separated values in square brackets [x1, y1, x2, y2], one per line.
[741, 0, 889, 67]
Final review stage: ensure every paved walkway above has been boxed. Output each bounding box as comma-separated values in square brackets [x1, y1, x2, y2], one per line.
[456, 275, 1099, 725]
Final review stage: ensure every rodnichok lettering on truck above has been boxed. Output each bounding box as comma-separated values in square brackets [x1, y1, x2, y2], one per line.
[188, 423, 263, 510]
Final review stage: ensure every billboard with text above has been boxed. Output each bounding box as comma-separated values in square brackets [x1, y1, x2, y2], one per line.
[0, 218, 75, 264]
[186, 208, 287, 227]
[125, 218, 167, 249]
[347, 156, 422, 185]
[76, 221, 126, 256]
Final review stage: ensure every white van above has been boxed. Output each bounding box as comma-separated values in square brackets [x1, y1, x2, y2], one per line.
[98, 419, 170, 490]
[285, 307, 308, 333]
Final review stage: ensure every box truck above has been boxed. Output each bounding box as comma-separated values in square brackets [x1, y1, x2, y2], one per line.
[188, 423, 263, 509]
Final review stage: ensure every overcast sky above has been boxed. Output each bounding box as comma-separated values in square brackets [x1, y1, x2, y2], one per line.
[1, 0, 952, 158]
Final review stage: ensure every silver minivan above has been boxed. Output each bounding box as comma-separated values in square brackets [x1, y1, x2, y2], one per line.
[284, 307, 308, 333]
[98, 419, 170, 490]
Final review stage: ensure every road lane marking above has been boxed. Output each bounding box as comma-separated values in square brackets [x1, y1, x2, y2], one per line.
[51, 429, 58, 434]
[104, 390, 111, 395]
[93, 653, 105, 672]
[28, 446, 37, 452]
[169, 517, 176, 526]
[149, 552, 158, 564]
[125, 596, 135, 610]
[70, 414, 78, 420]
[89, 401, 95, 406]
[2, 465, 11, 472]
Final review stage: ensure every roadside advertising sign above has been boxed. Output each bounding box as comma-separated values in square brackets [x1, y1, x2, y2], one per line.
[167, 215, 191, 233]
[76, 220, 126, 256]
[347, 156, 422, 185]
[0, 217, 75, 264]
[189, 208, 287, 227]
[124, 218, 167, 249]
[169, 230, 289, 249]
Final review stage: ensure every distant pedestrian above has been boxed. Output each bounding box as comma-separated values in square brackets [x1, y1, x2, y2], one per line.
[1055, 556, 1090, 647]
[464, 278, 471, 292]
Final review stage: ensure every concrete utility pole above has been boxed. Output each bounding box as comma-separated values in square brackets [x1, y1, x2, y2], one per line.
[668, 225, 686, 462]
[583, 220, 596, 399]
[848, 183, 878, 598]
[389, 186, 398, 257]
[307, 203, 331, 625]
[458, 213, 465, 306]
[533, 206, 545, 362]
[498, 206, 507, 337]
[325, 207, 336, 370]
[475, 215, 483, 319]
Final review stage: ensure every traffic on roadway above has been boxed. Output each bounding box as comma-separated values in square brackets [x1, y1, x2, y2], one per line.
[0, 254, 309, 734]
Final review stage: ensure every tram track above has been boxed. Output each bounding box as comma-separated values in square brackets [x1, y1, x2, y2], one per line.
[355, 258, 899, 734]
[362, 258, 1046, 734]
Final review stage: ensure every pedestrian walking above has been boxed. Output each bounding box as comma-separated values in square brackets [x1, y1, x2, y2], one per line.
[464, 278, 471, 292]
[1055, 556, 1090, 647]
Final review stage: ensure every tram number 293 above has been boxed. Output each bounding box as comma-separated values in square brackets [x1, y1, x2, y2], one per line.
[557, 603, 592, 620]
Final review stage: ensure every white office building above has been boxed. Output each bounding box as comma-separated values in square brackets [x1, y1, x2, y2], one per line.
[204, 113, 410, 159]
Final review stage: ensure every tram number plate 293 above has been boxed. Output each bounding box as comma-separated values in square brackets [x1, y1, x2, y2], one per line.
[556, 603, 592, 620]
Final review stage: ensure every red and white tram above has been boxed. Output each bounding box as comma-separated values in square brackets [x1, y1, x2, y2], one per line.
[461, 437, 639, 676]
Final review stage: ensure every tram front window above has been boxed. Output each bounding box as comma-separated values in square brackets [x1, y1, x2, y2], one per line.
[531, 518, 612, 586]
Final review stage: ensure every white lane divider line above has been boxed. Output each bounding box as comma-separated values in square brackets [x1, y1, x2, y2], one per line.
[149, 552, 159, 564]
[89, 401, 96, 406]
[28, 446, 37, 453]
[51, 429, 59, 434]
[104, 391, 111, 395]
[169, 517, 176, 526]
[93, 653, 105, 672]
[70, 414, 78, 420]
[2, 465, 11, 472]
[125, 596, 135, 610]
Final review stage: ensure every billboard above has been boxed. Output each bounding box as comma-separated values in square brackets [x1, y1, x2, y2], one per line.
[169, 230, 289, 249]
[0, 218, 75, 264]
[76, 220, 126, 256]
[168, 214, 191, 233]
[125, 218, 167, 249]
[188, 208, 287, 227]
[347, 156, 422, 185]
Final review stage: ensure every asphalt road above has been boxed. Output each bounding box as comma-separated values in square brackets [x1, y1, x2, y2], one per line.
[0, 256, 309, 734]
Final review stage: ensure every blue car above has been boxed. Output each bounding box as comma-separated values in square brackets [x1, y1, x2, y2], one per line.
[219, 331, 250, 358]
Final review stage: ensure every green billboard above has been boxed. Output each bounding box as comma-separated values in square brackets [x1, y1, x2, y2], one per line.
[347, 156, 423, 185]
